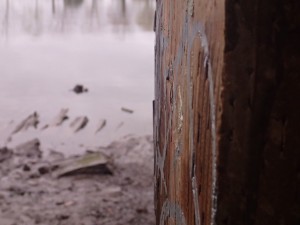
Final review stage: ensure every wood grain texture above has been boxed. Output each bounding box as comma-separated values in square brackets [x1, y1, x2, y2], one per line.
[154, 0, 300, 224]
[154, 0, 224, 224]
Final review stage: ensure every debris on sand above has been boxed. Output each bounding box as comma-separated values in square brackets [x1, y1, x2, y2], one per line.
[121, 107, 134, 114]
[42, 108, 69, 130]
[72, 84, 88, 94]
[0, 147, 13, 163]
[11, 112, 39, 134]
[0, 136, 155, 225]
[52, 152, 112, 178]
[70, 116, 89, 133]
[48, 150, 65, 162]
[99, 186, 122, 197]
[14, 138, 42, 159]
[95, 119, 107, 134]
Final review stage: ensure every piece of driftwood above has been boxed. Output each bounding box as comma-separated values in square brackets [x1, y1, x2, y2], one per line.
[95, 119, 107, 134]
[51, 108, 69, 126]
[52, 152, 112, 178]
[121, 107, 134, 114]
[70, 116, 89, 133]
[41, 108, 69, 130]
[11, 112, 39, 134]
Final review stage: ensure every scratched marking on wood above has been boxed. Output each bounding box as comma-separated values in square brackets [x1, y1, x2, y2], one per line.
[154, 0, 225, 224]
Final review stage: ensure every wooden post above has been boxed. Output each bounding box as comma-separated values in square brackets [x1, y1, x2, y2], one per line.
[154, 0, 300, 224]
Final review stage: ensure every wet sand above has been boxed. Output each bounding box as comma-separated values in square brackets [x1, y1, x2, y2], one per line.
[0, 135, 154, 225]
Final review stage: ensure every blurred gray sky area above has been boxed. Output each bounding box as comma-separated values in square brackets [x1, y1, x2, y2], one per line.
[0, 0, 155, 154]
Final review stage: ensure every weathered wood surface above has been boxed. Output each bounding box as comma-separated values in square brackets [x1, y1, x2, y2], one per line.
[154, 0, 224, 224]
[154, 0, 300, 224]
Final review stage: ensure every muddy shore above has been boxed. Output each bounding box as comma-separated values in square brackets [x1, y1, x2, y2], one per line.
[0, 135, 154, 225]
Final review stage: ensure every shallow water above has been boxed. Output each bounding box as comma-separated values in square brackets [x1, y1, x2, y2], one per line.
[0, 0, 155, 154]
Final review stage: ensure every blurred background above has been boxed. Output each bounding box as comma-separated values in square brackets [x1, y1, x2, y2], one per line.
[0, 0, 155, 155]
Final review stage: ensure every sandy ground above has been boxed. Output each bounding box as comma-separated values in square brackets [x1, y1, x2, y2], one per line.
[0, 135, 155, 225]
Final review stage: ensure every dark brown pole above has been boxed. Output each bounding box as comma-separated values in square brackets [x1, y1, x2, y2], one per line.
[154, 0, 300, 224]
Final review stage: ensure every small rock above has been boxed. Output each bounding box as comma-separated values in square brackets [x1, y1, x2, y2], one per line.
[72, 84, 88, 94]
[28, 173, 40, 179]
[14, 139, 42, 159]
[38, 166, 50, 175]
[56, 214, 70, 220]
[23, 164, 31, 172]
[8, 186, 26, 196]
[100, 186, 122, 197]
[27, 180, 38, 186]
[56, 201, 64, 206]
[136, 207, 148, 214]
[64, 201, 76, 207]
[48, 150, 65, 163]
[0, 147, 13, 163]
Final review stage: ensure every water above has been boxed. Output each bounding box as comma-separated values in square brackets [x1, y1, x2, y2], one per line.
[0, 0, 155, 155]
